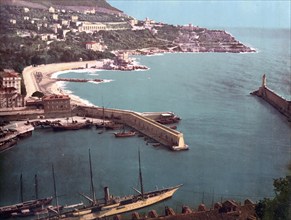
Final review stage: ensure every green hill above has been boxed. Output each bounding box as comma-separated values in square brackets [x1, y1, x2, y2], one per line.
[0, 0, 122, 13]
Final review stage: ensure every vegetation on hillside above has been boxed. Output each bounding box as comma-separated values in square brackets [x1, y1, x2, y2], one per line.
[255, 176, 291, 220]
[1, 0, 122, 12]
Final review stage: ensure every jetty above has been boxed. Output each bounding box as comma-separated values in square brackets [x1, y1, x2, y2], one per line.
[0, 106, 188, 151]
[251, 74, 291, 121]
[74, 106, 188, 151]
[0, 122, 34, 153]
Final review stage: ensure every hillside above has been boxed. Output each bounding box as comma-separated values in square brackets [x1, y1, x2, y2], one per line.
[0, 0, 122, 13]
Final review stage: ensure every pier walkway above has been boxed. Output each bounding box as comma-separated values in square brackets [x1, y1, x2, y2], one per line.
[74, 106, 188, 150]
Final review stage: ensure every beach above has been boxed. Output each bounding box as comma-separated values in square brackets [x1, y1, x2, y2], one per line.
[22, 60, 105, 106]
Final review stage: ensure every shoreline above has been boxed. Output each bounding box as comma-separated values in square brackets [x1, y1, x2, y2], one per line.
[23, 60, 106, 106]
[22, 49, 256, 107]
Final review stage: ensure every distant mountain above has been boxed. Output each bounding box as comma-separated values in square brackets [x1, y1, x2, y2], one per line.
[0, 0, 122, 13]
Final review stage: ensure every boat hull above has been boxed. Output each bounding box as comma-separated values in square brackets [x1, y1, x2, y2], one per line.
[62, 186, 180, 220]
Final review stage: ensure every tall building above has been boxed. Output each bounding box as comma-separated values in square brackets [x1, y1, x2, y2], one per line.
[0, 71, 24, 108]
[0, 71, 22, 94]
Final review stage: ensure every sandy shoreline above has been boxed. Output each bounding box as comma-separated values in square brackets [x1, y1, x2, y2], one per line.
[22, 60, 106, 106]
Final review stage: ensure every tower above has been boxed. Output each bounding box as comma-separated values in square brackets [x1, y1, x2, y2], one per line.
[262, 74, 266, 87]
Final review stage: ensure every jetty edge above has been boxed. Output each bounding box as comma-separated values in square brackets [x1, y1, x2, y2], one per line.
[251, 74, 291, 121]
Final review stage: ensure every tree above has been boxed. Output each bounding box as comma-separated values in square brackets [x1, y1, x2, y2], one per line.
[256, 176, 291, 220]
[32, 91, 44, 98]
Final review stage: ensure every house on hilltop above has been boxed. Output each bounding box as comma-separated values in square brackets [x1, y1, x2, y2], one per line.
[49, 6, 55, 13]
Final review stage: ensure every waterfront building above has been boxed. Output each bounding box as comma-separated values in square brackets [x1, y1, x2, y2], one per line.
[78, 22, 107, 33]
[0, 71, 21, 94]
[115, 51, 130, 66]
[42, 94, 71, 113]
[0, 87, 24, 108]
[0, 71, 24, 108]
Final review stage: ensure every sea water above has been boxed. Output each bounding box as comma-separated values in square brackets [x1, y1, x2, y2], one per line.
[0, 28, 290, 217]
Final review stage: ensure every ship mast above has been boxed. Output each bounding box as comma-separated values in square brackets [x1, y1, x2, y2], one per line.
[89, 149, 96, 205]
[52, 164, 60, 214]
[138, 149, 144, 198]
[20, 173, 23, 202]
[35, 174, 38, 199]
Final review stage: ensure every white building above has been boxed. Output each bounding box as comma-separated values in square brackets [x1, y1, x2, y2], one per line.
[52, 14, 58, 20]
[0, 71, 22, 94]
[23, 7, 30, 13]
[78, 22, 106, 33]
[61, 20, 70, 26]
[49, 6, 55, 13]
[10, 19, 16, 24]
[85, 41, 107, 52]
[71, 15, 78, 22]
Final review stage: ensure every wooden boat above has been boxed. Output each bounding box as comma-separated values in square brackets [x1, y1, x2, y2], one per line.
[0, 197, 53, 218]
[46, 150, 182, 219]
[0, 174, 53, 218]
[51, 121, 92, 131]
[0, 138, 17, 153]
[114, 131, 136, 138]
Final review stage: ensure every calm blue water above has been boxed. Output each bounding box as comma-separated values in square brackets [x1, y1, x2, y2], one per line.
[0, 28, 290, 217]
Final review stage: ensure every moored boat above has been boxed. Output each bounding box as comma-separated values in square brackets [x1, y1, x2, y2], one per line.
[114, 131, 136, 138]
[51, 121, 92, 131]
[0, 197, 53, 218]
[45, 149, 182, 219]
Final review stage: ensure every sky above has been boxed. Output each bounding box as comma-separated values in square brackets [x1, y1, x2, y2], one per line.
[108, 0, 291, 29]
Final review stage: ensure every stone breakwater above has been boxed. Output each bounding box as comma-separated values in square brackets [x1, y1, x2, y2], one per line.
[251, 74, 291, 121]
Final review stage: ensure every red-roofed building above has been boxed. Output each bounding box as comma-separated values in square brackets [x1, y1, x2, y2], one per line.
[42, 94, 71, 113]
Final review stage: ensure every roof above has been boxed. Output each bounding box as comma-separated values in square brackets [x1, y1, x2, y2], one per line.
[0, 71, 20, 78]
[42, 94, 70, 100]
[85, 41, 98, 45]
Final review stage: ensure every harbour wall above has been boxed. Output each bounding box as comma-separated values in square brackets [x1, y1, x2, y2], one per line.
[0, 106, 187, 150]
[73, 106, 186, 149]
[252, 86, 291, 120]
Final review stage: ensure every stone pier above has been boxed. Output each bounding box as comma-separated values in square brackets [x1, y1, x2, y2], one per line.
[74, 106, 188, 150]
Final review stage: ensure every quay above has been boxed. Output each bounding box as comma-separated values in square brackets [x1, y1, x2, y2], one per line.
[0, 106, 188, 151]
[74, 106, 188, 151]
[251, 74, 291, 121]
[0, 121, 34, 152]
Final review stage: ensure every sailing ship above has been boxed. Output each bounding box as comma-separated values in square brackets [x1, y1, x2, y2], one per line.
[0, 174, 53, 218]
[47, 149, 182, 219]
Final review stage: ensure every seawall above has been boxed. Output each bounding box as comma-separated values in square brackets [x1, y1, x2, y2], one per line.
[73, 106, 187, 150]
[251, 76, 291, 121]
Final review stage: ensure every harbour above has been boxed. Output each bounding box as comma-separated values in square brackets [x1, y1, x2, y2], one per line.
[0, 25, 290, 220]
